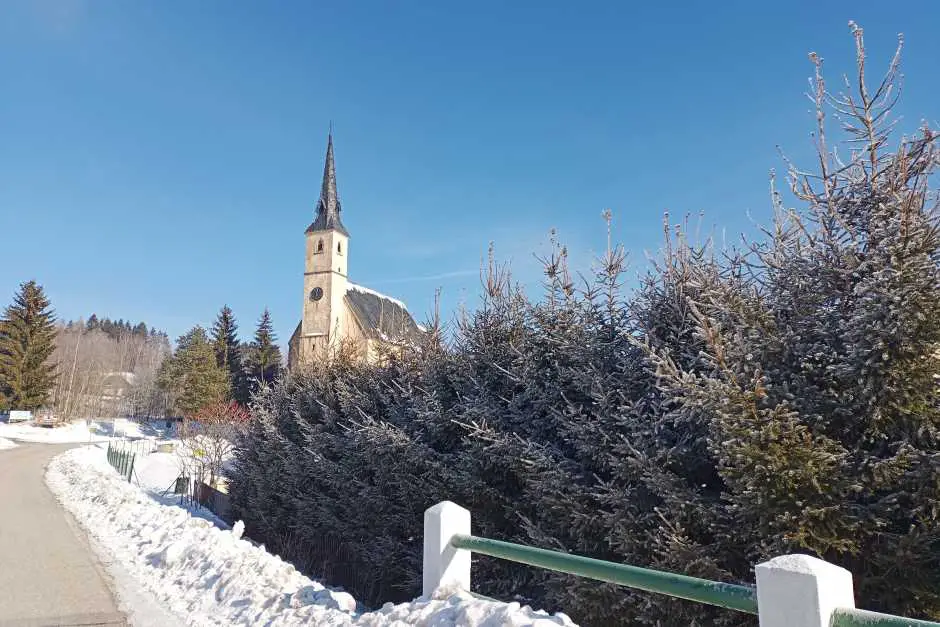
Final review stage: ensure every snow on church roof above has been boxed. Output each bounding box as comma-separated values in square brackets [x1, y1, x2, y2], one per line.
[345, 283, 423, 341]
[347, 283, 408, 311]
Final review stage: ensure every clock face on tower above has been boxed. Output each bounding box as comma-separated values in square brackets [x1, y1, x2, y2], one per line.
[310, 287, 324, 301]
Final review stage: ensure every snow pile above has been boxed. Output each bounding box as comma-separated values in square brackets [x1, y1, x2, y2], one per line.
[46, 446, 577, 626]
[0, 437, 17, 450]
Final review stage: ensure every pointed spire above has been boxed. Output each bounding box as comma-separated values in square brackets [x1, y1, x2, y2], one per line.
[307, 130, 350, 236]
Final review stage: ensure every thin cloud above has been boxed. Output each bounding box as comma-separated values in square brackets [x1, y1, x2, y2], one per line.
[370, 269, 478, 285]
[31, 0, 87, 35]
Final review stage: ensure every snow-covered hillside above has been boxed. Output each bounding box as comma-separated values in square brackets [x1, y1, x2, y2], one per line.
[46, 446, 577, 626]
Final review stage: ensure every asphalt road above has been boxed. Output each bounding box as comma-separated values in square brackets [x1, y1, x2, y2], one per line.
[0, 444, 126, 626]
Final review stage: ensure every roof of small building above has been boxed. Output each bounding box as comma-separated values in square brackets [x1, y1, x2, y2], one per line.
[345, 283, 423, 342]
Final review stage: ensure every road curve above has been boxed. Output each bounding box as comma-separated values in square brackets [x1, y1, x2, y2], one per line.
[0, 443, 126, 626]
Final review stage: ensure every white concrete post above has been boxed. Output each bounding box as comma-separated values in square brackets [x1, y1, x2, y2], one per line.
[755, 554, 855, 627]
[422, 501, 471, 597]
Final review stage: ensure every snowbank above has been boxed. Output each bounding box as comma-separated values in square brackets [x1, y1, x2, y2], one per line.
[0, 437, 17, 450]
[46, 447, 577, 626]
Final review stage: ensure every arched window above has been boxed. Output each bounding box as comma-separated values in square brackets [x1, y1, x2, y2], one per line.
[337, 241, 343, 254]
[317, 239, 324, 253]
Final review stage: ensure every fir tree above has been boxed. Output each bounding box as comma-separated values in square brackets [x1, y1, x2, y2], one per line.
[243, 308, 282, 393]
[158, 326, 230, 417]
[0, 281, 58, 411]
[211, 305, 249, 404]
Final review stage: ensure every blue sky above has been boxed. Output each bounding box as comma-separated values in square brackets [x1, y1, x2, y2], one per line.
[1, 1, 938, 347]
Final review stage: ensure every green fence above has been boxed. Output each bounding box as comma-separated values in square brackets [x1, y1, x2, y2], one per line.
[450, 534, 757, 614]
[106, 442, 135, 482]
[424, 501, 940, 627]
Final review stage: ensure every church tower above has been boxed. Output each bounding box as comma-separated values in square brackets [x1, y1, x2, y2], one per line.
[288, 131, 423, 370]
[298, 133, 349, 362]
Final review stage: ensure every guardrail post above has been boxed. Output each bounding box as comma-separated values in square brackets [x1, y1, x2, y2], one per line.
[755, 554, 855, 627]
[423, 501, 471, 597]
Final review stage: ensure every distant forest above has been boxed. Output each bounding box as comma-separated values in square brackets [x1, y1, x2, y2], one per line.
[68, 314, 171, 343]
[53, 315, 172, 419]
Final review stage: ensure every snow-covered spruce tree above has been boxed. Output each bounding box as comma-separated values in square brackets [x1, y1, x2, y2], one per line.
[604, 223, 758, 626]
[649, 26, 940, 619]
[228, 233, 751, 625]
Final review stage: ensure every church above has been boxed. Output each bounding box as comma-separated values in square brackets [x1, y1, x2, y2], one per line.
[288, 134, 424, 369]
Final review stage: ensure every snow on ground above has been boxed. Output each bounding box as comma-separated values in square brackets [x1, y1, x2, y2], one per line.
[46, 446, 577, 627]
[136, 450, 184, 495]
[0, 437, 17, 450]
[0, 419, 105, 443]
[0, 417, 173, 444]
[130, 447, 229, 528]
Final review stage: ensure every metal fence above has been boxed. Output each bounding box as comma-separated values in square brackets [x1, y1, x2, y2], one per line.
[423, 501, 940, 627]
[108, 437, 159, 458]
[194, 481, 233, 524]
[451, 533, 757, 614]
[106, 441, 135, 482]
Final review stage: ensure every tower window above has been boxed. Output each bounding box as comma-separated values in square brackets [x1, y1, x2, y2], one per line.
[337, 241, 343, 254]
[317, 239, 324, 253]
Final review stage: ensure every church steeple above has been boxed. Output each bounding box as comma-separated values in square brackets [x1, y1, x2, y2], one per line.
[306, 132, 350, 236]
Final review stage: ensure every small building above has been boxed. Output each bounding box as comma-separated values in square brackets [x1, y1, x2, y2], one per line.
[288, 134, 424, 368]
[101, 371, 136, 404]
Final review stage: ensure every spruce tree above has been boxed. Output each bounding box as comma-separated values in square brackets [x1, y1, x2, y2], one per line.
[211, 305, 249, 404]
[243, 309, 282, 393]
[0, 281, 58, 411]
[158, 326, 230, 417]
[647, 28, 940, 620]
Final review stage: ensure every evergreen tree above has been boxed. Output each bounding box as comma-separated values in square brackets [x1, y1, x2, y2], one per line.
[0, 281, 58, 411]
[86, 314, 99, 332]
[211, 305, 249, 404]
[243, 309, 282, 393]
[158, 326, 230, 417]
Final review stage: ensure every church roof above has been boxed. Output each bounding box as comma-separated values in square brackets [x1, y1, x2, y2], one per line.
[345, 283, 423, 342]
[306, 132, 350, 237]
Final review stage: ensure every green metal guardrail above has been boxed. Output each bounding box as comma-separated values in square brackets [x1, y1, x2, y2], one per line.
[106, 442, 135, 482]
[449, 534, 758, 615]
[831, 608, 940, 627]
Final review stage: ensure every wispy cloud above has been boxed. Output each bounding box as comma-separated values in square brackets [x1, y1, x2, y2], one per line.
[370, 269, 478, 285]
[31, 0, 87, 35]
